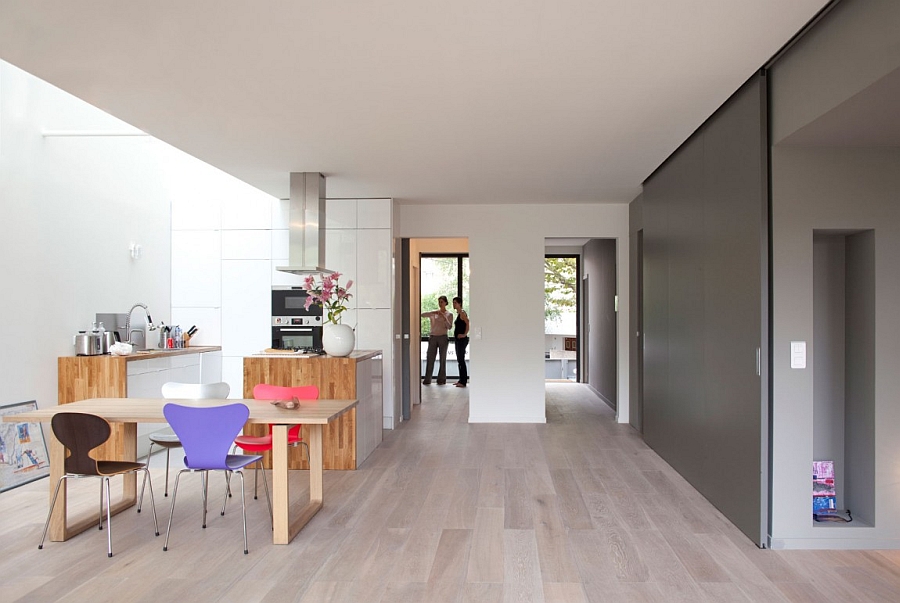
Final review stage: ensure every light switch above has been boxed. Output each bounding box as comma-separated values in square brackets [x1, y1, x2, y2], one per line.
[790, 341, 806, 369]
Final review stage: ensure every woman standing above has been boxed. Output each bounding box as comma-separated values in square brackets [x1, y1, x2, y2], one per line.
[422, 295, 453, 385]
[452, 297, 470, 387]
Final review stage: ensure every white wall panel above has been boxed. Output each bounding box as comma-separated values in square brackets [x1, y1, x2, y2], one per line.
[222, 196, 273, 230]
[272, 199, 290, 229]
[171, 230, 221, 307]
[172, 196, 221, 231]
[358, 198, 392, 229]
[271, 229, 289, 260]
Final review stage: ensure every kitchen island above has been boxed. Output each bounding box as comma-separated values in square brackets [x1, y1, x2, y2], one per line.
[243, 350, 383, 470]
[58, 346, 222, 459]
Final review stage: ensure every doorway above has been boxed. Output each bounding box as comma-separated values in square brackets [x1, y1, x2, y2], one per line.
[544, 255, 580, 382]
[420, 254, 470, 384]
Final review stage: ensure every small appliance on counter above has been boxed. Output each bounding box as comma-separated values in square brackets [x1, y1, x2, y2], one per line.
[74, 321, 116, 356]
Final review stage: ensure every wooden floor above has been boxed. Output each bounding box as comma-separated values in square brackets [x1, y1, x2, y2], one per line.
[3, 383, 900, 602]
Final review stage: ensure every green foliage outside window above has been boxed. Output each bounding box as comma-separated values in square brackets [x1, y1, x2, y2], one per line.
[545, 257, 577, 321]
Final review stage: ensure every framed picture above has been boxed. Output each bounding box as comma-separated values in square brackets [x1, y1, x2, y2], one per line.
[0, 400, 50, 492]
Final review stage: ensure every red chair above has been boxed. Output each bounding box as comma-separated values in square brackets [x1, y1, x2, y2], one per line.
[233, 384, 319, 508]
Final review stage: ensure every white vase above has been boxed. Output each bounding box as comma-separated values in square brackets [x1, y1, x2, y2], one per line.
[322, 323, 355, 357]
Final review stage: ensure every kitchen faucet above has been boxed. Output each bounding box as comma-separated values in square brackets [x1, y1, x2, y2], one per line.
[125, 303, 155, 348]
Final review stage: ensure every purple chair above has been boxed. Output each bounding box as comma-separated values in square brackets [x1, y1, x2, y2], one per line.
[162, 403, 263, 554]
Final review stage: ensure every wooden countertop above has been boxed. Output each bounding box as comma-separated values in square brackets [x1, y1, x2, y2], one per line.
[65, 346, 222, 361]
[247, 349, 382, 361]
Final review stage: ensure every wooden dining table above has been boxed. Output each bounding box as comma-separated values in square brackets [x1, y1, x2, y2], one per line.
[3, 396, 357, 545]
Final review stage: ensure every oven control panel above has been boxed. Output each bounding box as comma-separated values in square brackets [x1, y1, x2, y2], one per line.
[272, 316, 322, 327]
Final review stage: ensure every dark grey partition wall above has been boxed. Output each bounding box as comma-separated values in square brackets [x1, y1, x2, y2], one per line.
[642, 74, 769, 545]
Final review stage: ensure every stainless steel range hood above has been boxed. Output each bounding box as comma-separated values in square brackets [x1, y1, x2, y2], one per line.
[276, 172, 333, 275]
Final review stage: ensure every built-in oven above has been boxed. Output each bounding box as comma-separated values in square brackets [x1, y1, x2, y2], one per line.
[271, 286, 323, 350]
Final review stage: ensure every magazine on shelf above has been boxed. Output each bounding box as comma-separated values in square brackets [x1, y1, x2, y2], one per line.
[812, 460, 836, 512]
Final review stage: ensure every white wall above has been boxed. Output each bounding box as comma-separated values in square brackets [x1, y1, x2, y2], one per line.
[0, 61, 171, 410]
[399, 203, 629, 423]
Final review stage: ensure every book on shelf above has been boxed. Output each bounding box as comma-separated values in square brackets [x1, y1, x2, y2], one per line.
[812, 460, 851, 521]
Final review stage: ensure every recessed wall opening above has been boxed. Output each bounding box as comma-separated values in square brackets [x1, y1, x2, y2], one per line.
[812, 229, 875, 527]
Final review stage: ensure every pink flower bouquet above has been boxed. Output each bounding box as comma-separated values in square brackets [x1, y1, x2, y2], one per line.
[303, 273, 353, 325]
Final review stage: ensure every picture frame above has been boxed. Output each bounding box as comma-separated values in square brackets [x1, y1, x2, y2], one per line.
[0, 400, 50, 492]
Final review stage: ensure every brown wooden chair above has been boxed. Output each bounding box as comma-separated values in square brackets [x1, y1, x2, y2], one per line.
[38, 412, 159, 557]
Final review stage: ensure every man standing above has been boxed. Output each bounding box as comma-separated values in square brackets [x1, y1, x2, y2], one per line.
[422, 295, 453, 385]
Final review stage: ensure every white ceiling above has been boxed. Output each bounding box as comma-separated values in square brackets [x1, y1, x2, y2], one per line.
[0, 1, 830, 204]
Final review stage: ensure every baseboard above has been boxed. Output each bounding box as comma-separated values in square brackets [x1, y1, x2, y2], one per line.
[586, 383, 616, 411]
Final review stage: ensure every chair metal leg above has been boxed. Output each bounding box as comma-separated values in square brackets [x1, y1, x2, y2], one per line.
[38, 475, 67, 550]
[138, 467, 160, 536]
[163, 469, 187, 551]
[164, 447, 171, 496]
[253, 463, 259, 500]
[104, 477, 113, 557]
[201, 471, 209, 528]
[236, 470, 249, 554]
[220, 473, 230, 517]
[138, 441, 156, 513]
[98, 479, 105, 531]
[258, 462, 273, 528]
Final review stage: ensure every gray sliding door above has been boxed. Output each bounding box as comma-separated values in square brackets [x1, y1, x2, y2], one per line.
[642, 73, 769, 546]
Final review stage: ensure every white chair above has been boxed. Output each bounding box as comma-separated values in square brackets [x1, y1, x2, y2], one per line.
[137, 382, 230, 510]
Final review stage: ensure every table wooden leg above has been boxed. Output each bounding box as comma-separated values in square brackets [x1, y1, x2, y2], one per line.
[271, 423, 325, 545]
[48, 430, 67, 542]
[272, 424, 290, 544]
[308, 425, 323, 503]
[121, 422, 137, 503]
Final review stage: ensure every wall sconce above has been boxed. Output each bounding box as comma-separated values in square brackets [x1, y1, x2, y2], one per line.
[129, 242, 143, 260]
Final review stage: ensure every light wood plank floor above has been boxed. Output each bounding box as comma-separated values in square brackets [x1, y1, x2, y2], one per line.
[2, 383, 900, 602]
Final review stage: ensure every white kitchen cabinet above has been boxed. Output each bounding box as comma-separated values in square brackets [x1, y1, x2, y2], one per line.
[171, 230, 222, 307]
[356, 309, 391, 351]
[355, 355, 380, 465]
[222, 230, 273, 260]
[221, 259, 271, 356]
[356, 229, 391, 309]
[358, 198, 391, 229]
[326, 199, 358, 229]
[170, 307, 222, 347]
[325, 229, 358, 300]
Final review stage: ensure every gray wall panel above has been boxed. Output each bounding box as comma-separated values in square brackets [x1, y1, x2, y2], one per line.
[629, 195, 643, 432]
[642, 74, 767, 544]
[583, 239, 617, 405]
